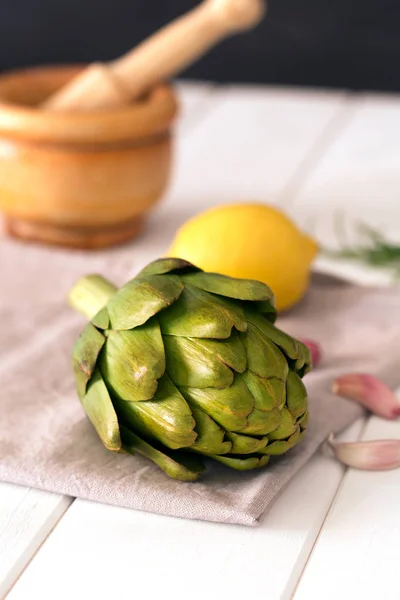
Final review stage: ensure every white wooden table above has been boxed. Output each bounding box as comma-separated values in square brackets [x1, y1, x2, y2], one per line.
[2, 82, 400, 600]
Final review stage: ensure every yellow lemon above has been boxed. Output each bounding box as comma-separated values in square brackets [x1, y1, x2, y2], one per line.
[167, 203, 318, 312]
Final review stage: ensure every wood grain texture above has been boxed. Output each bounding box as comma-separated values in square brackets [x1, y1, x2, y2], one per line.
[119, 86, 349, 274]
[293, 408, 400, 600]
[287, 93, 400, 284]
[166, 86, 347, 210]
[0, 485, 71, 598]
[6, 422, 365, 600]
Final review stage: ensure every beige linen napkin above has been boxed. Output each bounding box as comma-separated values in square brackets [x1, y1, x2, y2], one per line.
[1, 238, 400, 526]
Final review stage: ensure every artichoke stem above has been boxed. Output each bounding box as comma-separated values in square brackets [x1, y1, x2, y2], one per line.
[68, 274, 118, 320]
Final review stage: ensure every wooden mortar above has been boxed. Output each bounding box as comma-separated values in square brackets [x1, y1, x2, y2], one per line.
[0, 0, 265, 248]
[0, 65, 178, 248]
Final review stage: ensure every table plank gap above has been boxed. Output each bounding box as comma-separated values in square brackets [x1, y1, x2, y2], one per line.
[143, 85, 349, 263]
[6, 420, 365, 600]
[0, 487, 72, 599]
[278, 93, 356, 207]
[168, 85, 348, 209]
[286, 91, 400, 285]
[286, 415, 370, 600]
[293, 395, 400, 600]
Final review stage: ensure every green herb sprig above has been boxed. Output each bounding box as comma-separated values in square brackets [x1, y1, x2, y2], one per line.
[323, 219, 400, 280]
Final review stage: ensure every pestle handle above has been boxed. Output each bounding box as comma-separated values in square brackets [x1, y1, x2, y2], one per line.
[43, 0, 266, 112]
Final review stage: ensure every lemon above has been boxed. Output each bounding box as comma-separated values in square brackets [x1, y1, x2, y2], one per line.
[167, 203, 318, 312]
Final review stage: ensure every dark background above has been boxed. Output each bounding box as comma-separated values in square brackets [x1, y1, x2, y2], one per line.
[1, 0, 399, 92]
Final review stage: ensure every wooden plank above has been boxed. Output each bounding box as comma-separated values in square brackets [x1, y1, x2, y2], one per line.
[7, 421, 365, 600]
[166, 86, 347, 210]
[287, 92, 400, 285]
[119, 86, 350, 275]
[0, 486, 71, 599]
[293, 411, 400, 600]
[145, 85, 349, 267]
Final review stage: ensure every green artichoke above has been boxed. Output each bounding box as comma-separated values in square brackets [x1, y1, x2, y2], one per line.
[69, 258, 310, 482]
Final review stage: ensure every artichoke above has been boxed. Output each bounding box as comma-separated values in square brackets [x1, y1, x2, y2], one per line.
[69, 258, 310, 482]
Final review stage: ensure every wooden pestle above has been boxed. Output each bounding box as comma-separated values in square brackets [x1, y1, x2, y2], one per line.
[42, 0, 266, 112]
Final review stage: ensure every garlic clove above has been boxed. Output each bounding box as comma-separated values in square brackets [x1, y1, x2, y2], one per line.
[327, 433, 400, 471]
[332, 373, 400, 420]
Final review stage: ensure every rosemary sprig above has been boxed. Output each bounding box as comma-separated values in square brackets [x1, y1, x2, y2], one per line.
[323, 219, 400, 279]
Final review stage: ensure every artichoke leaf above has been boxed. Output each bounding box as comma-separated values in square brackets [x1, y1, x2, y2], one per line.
[192, 331, 247, 374]
[181, 271, 275, 303]
[121, 426, 204, 482]
[99, 318, 165, 402]
[286, 371, 309, 420]
[261, 427, 301, 455]
[242, 371, 286, 411]
[240, 407, 283, 435]
[190, 408, 232, 455]
[163, 335, 234, 389]
[107, 275, 183, 330]
[159, 285, 247, 339]
[225, 431, 269, 454]
[211, 453, 270, 471]
[180, 375, 254, 432]
[245, 308, 310, 374]
[91, 307, 110, 330]
[254, 299, 277, 323]
[114, 374, 197, 450]
[296, 340, 313, 376]
[72, 322, 106, 398]
[268, 408, 297, 441]
[241, 325, 288, 380]
[81, 369, 121, 451]
[135, 258, 200, 278]
[298, 411, 309, 429]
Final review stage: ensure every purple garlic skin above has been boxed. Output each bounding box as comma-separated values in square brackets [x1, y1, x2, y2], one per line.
[327, 434, 400, 471]
[333, 373, 400, 420]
